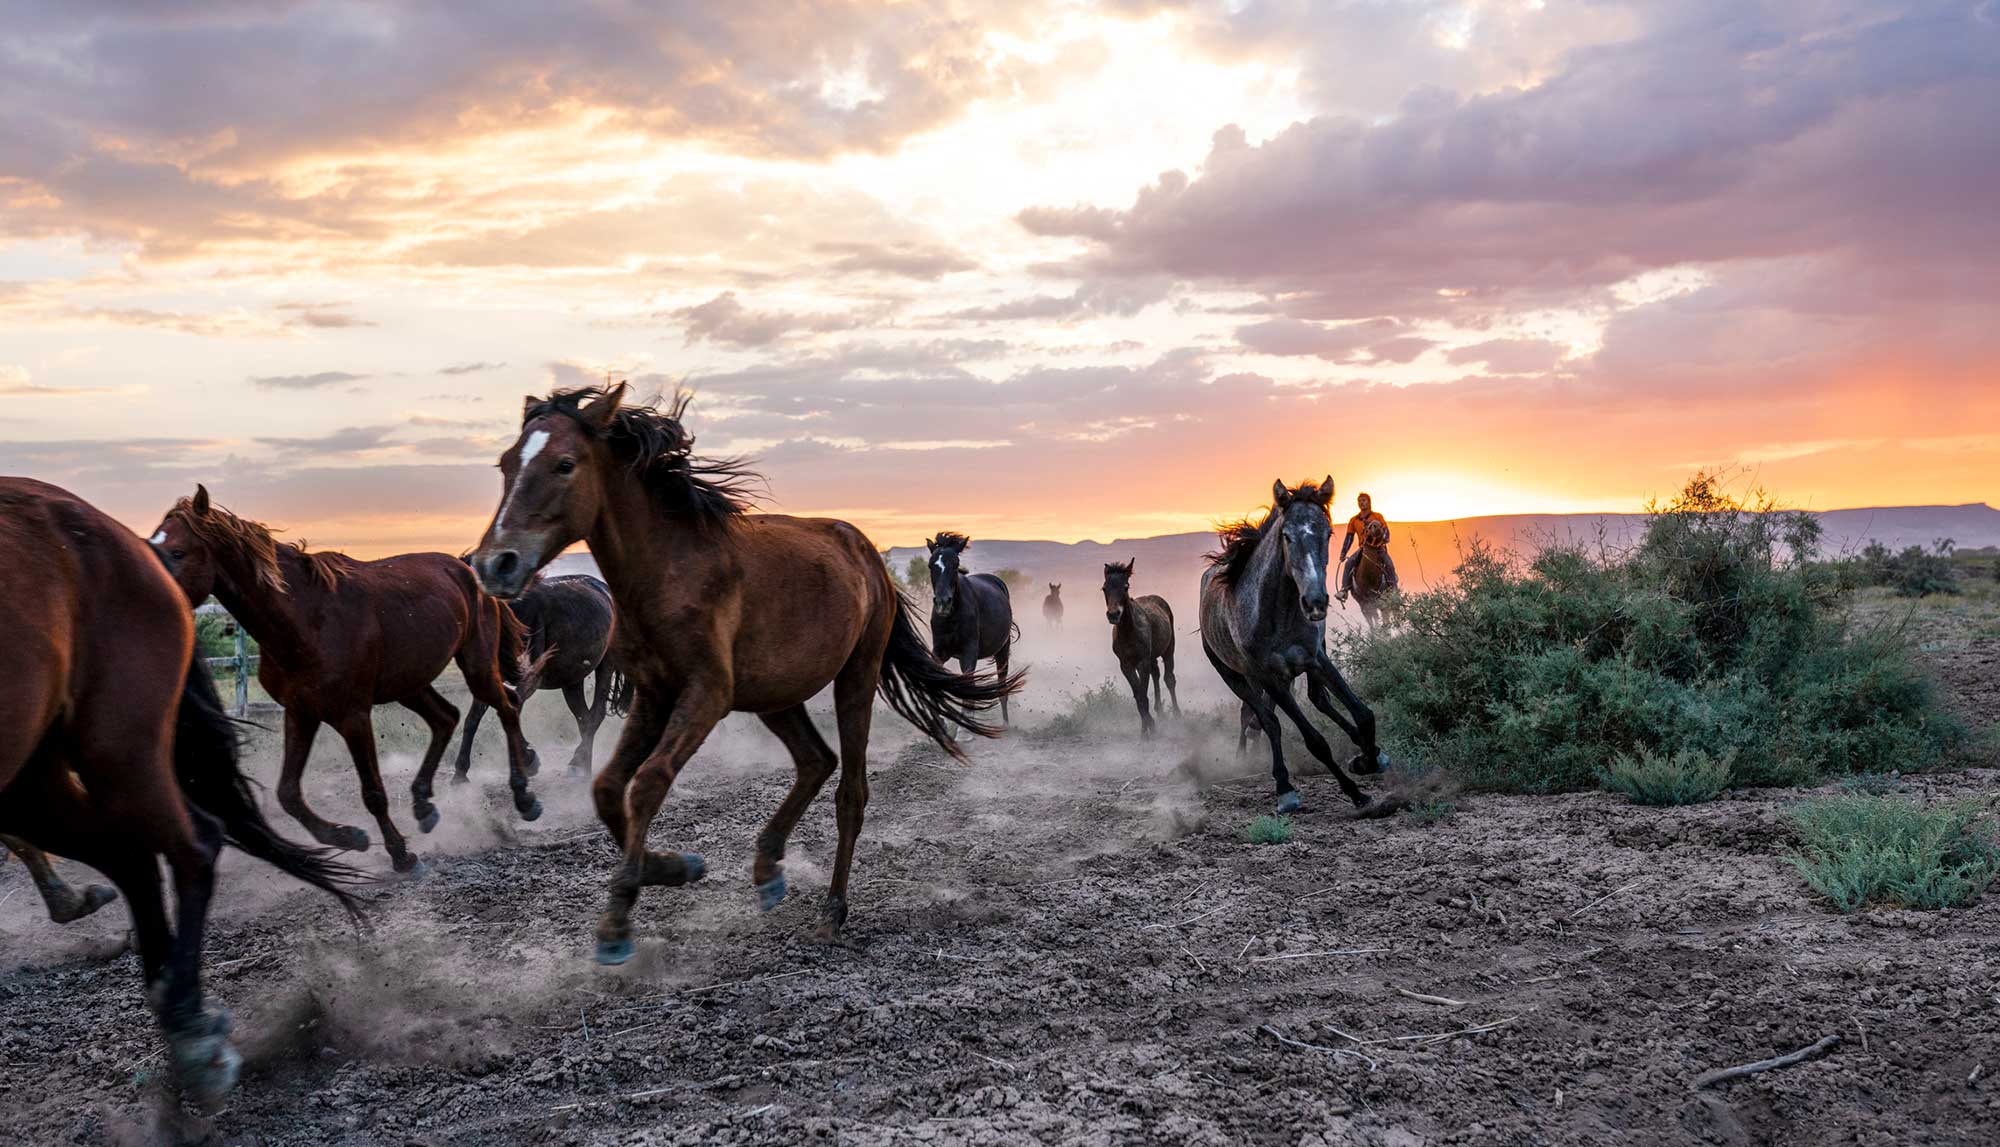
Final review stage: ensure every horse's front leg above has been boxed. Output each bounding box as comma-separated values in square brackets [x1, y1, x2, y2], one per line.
[1307, 658, 1388, 777]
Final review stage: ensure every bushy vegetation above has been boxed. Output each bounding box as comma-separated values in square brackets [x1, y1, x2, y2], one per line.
[1030, 680, 1131, 741]
[1787, 794, 2000, 912]
[1599, 747, 1732, 806]
[1838, 538, 1961, 598]
[1350, 473, 1964, 794]
[1242, 814, 1294, 844]
[194, 609, 257, 659]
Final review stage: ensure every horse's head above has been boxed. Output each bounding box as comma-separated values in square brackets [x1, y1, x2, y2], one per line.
[1048, 582, 1061, 598]
[1273, 476, 1336, 622]
[1102, 559, 1135, 624]
[471, 383, 625, 599]
[1363, 518, 1390, 550]
[926, 532, 969, 620]
[149, 484, 287, 606]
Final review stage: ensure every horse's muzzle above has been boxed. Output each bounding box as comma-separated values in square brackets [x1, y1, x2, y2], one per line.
[472, 549, 529, 600]
[1105, 609, 1124, 624]
[1301, 594, 1328, 623]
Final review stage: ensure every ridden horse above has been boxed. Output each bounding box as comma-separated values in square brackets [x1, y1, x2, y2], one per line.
[0, 478, 362, 1106]
[150, 486, 540, 874]
[924, 532, 1016, 728]
[1043, 583, 1064, 629]
[1349, 518, 1398, 631]
[1101, 560, 1180, 736]
[468, 385, 1023, 962]
[1201, 478, 1389, 813]
[454, 570, 626, 779]
[1, 835, 116, 922]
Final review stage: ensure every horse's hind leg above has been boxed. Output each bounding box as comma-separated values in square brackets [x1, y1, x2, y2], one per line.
[1271, 682, 1370, 809]
[332, 710, 421, 873]
[0, 834, 116, 922]
[1121, 662, 1156, 738]
[821, 651, 880, 942]
[450, 699, 488, 784]
[1203, 642, 1295, 811]
[1161, 648, 1182, 717]
[403, 685, 461, 835]
[750, 705, 838, 914]
[276, 710, 363, 851]
[562, 681, 595, 774]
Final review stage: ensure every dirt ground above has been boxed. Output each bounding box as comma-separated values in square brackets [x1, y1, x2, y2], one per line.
[3, 602, 1999, 1146]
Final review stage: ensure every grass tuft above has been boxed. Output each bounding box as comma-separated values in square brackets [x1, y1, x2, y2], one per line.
[1786, 794, 2000, 912]
[1402, 798, 1458, 825]
[1599, 747, 1733, 807]
[1242, 815, 1294, 845]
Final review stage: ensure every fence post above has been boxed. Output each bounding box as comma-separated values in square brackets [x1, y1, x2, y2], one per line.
[233, 624, 249, 716]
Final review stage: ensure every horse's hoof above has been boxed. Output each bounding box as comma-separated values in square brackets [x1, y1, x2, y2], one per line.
[69, 885, 118, 920]
[1376, 750, 1392, 773]
[1352, 791, 1375, 810]
[449, 771, 470, 787]
[594, 937, 635, 966]
[177, 1037, 242, 1110]
[1351, 751, 1386, 777]
[682, 853, 707, 884]
[414, 803, 440, 834]
[567, 762, 591, 778]
[329, 826, 371, 852]
[756, 874, 787, 913]
[524, 748, 542, 778]
[1276, 790, 1303, 814]
[515, 793, 544, 821]
[395, 857, 430, 880]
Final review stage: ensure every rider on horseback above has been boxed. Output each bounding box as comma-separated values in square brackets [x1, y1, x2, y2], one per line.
[1335, 491, 1398, 603]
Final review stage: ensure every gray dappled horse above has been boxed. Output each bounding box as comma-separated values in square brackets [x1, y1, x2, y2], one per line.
[1201, 478, 1389, 813]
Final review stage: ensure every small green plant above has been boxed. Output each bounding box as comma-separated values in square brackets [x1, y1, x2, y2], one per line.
[1402, 798, 1458, 825]
[1787, 794, 2000, 912]
[1242, 815, 1293, 845]
[1835, 773, 1900, 797]
[1598, 747, 1733, 806]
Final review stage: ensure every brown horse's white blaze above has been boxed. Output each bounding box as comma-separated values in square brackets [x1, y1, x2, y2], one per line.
[468, 384, 1021, 964]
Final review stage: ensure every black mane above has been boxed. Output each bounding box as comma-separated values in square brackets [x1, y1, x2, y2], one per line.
[527, 386, 762, 530]
[1206, 481, 1325, 588]
[932, 530, 970, 553]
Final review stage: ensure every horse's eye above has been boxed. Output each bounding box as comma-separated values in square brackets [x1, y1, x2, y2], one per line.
[170, 550, 186, 560]
[555, 458, 576, 475]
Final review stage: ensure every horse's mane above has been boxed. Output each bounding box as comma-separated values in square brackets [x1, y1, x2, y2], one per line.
[527, 386, 760, 531]
[932, 530, 970, 553]
[1205, 481, 1328, 588]
[172, 497, 344, 593]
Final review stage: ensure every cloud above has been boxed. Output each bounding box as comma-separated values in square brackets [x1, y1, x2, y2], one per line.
[0, 364, 124, 398]
[672, 291, 876, 348]
[1233, 317, 1434, 363]
[948, 277, 1173, 322]
[1446, 339, 1568, 375]
[439, 361, 504, 375]
[249, 371, 369, 390]
[818, 241, 977, 280]
[253, 425, 399, 455]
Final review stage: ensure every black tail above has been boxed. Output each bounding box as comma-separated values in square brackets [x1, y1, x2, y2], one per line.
[878, 591, 1025, 759]
[605, 664, 635, 718]
[173, 653, 369, 923]
[495, 599, 552, 698]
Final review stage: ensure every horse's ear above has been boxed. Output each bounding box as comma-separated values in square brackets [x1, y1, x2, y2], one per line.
[1126, 558, 1136, 573]
[1316, 475, 1335, 505]
[191, 484, 211, 518]
[579, 382, 626, 432]
[1272, 478, 1291, 507]
[522, 394, 539, 421]
[926, 537, 938, 554]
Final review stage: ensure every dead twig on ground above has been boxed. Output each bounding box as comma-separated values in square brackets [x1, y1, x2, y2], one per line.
[679, 969, 812, 996]
[1569, 878, 1647, 919]
[1248, 947, 1389, 963]
[1394, 987, 1467, 1007]
[1693, 1034, 1841, 1090]
[1180, 943, 1209, 973]
[1258, 1025, 1380, 1069]
[1144, 902, 1230, 931]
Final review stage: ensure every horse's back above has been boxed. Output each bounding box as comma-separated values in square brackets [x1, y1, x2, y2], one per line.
[521, 575, 616, 684]
[724, 515, 895, 707]
[1136, 594, 1175, 655]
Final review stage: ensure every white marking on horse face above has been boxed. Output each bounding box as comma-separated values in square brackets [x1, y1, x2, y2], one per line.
[149, 530, 167, 545]
[496, 429, 553, 532]
[932, 555, 947, 576]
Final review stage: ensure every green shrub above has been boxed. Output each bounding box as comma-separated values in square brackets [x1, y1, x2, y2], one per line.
[1599, 747, 1732, 806]
[1786, 795, 2000, 912]
[1031, 680, 1132, 741]
[1242, 815, 1293, 845]
[1844, 539, 1960, 597]
[1349, 472, 1964, 794]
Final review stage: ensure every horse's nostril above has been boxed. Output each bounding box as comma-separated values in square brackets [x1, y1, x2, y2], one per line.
[494, 551, 520, 579]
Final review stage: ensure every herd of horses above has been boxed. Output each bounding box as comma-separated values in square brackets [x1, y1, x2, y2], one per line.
[0, 384, 1399, 1107]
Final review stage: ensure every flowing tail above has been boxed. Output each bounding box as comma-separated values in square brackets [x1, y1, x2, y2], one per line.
[495, 598, 552, 699]
[172, 652, 369, 923]
[604, 664, 634, 719]
[878, 591, 1025, 759]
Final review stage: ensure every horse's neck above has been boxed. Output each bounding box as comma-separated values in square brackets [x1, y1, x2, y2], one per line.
[1237, 525, 1303, 635]
[215, 546, 316, 654]
[585, 479, 713, 620]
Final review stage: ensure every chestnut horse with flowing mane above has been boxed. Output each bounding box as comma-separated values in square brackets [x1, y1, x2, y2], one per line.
[0, 478, 362, 1106]
[469, 384, 1023, 963]
[150, 486, 540, 874]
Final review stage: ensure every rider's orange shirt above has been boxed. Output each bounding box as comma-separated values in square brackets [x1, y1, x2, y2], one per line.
[1347, 510, 1387, 538]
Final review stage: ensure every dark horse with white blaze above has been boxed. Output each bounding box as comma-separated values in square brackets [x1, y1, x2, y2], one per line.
[150, 487, 540, 874]
[1101, 560, 1180, 736]
[1201, 478, 1389, 813]
[924, 532, 1015, 728]
[454, 570, 626, 779]
[1, 479, 362, 1106]
[468, 385, 1023, 963]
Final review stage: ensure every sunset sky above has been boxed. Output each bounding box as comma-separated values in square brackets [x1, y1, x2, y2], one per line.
[2, 1, 1995, 554]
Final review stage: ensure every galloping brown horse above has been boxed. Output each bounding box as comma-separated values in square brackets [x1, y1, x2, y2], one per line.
[1349, 517, 1398, 630]
[151, 487, 539, 874]
[1101, 560, 1180, 737]
[1043, 583, 1064, 629]
[0, 478, 361, 1106]
[469, 385, 1022, 962]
